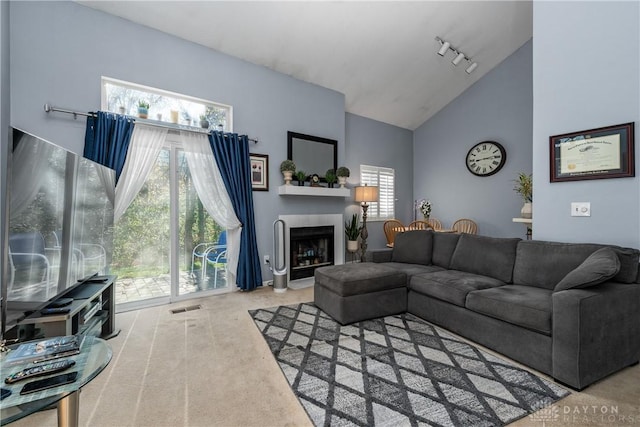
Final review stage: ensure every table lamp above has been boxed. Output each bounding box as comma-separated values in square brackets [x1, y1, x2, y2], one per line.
[354, 184, 379, 262]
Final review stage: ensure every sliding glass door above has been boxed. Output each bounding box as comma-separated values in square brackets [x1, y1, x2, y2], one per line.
[113, 142, 229, 310]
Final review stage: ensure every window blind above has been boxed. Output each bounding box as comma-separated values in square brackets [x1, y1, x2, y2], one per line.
[360, 165, 395, 220]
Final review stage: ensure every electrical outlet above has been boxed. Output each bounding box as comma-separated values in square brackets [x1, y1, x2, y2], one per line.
[263, 255, 270, 265]
[571, 202, 591, 217]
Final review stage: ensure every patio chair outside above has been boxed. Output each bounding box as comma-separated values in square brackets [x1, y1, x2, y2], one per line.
[191, 231, 227, 284]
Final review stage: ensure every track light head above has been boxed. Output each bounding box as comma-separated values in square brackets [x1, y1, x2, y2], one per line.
[437, 41, 450, 56]
[465, 62, 478, 74]
[452, 52, 465, 66]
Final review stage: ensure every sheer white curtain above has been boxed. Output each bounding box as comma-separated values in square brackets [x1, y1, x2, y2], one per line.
[114, 125, 168, 221]
[92, 162, 115, 207]
[181, 131, 242, 286]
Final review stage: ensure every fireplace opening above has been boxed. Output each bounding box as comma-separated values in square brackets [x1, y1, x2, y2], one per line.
[290, 226, 334, 281]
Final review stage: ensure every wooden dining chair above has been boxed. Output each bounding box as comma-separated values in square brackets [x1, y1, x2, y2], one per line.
[383, 219, 405, 247]
[425, 218, 443, 231]
[452, 218, 478, 234]
[407, 220, 432, 231]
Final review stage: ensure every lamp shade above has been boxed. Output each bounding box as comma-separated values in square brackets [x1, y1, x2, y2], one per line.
[354, 185, 379, 203]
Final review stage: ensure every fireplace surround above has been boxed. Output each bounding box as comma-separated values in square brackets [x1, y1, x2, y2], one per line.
[278, 214, 344, 285]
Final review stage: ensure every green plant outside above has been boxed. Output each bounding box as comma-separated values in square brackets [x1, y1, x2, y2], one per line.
[111, 150, 223, 280]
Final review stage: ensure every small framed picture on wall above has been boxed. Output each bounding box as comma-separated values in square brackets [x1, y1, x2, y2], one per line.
[250, 153, 269, 191]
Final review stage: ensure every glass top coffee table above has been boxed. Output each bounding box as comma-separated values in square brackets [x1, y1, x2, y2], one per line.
[1, 335, 112, 427]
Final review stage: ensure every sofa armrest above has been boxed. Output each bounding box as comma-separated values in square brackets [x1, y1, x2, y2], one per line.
[364, 249, 393, 263]
[552, 282, 640, 389]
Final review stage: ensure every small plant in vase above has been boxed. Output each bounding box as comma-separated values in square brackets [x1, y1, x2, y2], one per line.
[418, 199, 432, 219]
[295, 171, 307, 186]
[137, 100, 150, 119]
[325, 169, 337, 188]
[199, 115, 210, 129]
[513, 172, 533, 218]
[336, 166, 350, 188]
[280, 160, 296, 185]
[344, 214, 362, 253]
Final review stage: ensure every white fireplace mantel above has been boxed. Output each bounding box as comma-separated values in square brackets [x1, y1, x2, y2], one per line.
[278, 185, 351, 197]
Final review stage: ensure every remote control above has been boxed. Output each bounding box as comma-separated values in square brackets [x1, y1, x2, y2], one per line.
[20, 372, 78, 395]
[5, 360, 76, 384]
[41, 307, 71, 315]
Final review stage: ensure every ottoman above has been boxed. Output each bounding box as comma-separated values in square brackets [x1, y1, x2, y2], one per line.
[314, 262, 407, 325]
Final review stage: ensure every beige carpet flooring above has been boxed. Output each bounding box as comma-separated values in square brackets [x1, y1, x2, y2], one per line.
[9, 286, 639, 427]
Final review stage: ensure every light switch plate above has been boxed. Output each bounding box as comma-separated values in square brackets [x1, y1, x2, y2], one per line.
[571, 202, 591, 217]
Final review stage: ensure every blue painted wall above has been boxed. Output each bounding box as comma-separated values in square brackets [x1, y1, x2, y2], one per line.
[345, 113, 414, 250]
[413, 41, 533, 238]
[532, 1, 640, 248]
[6, 1, 413, 282]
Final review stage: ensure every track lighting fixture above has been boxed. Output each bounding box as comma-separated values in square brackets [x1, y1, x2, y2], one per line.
[437, 40, 450, 56]
[465, 62, 478, 74]
[452, 52, 465, 66]
[435, 36, 477, 74]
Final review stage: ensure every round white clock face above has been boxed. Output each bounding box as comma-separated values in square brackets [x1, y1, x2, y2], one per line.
[465, 141, 506, 177]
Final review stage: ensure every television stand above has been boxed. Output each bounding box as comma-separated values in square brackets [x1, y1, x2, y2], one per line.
[16, 275, 119, 340]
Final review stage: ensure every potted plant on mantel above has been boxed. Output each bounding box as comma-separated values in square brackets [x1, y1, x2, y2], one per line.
[336, 166, 350, 188]
[295, 170, 307, 186]
[345, 214, 362, 253]
[325, 169, 337, 188]
[514, 172, 533, 218]
[280, 160, 296, 185]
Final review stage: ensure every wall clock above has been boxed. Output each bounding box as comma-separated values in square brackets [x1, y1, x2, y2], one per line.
[465, 141, 507, 177]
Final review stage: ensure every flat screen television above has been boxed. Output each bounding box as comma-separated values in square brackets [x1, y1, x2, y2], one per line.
[1, 128, 115, 337]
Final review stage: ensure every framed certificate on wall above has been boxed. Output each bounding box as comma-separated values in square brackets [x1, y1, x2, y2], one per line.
[550, 122, 635, 182]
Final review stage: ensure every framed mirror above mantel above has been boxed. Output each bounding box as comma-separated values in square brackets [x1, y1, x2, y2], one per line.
[287, 131, 338, 180]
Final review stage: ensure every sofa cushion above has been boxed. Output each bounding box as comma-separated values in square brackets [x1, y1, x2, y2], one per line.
[409, 270, 506, 307]
[379, 262, 444, 278]
[609, 247, 640, 283]
[431, 232, 461, 269]
[513, 240, 639, 290]
[449, 234, 521, 283]
[466, 285, 552, 335]
[314, 263, 406, 297]
[365, 248, 393, 263]
[391, 230, 433, 265]
[554, 247, 621, 291]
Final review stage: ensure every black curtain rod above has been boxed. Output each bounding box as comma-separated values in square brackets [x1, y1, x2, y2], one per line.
[43, 104, 258, 143]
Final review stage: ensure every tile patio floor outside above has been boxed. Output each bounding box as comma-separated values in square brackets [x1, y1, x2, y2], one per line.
[115, 270, 227, 305]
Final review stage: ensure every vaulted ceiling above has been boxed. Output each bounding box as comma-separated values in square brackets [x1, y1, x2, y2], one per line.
[78, 1, 533, 130]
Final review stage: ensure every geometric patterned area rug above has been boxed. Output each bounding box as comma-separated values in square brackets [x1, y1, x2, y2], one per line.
[249, 303, 569, 427]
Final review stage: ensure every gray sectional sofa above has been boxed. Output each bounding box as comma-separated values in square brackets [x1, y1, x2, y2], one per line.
[314, 230, 640, 390]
